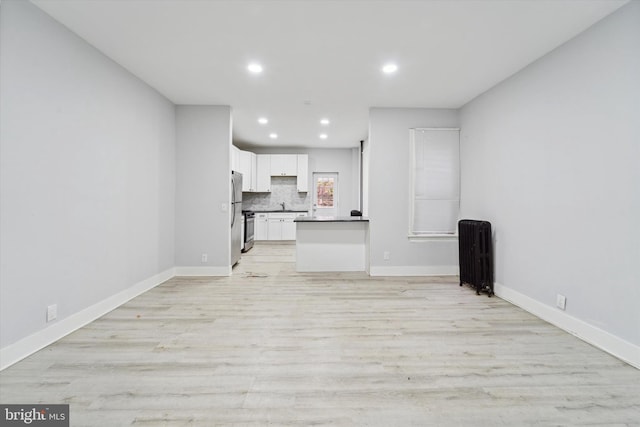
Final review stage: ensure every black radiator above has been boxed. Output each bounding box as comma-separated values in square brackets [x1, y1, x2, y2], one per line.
[458, 219, 494, 296]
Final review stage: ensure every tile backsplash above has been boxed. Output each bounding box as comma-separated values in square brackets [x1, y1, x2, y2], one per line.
[243, 176, 310, 211]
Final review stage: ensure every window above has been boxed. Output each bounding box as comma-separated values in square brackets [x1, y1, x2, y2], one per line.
[316, 177, 335, 207]
[313, 173, 339, 217]
[409, 128, 460, 237]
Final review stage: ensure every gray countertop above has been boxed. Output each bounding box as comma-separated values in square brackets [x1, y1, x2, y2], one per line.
[294, 216, 369, 222]
[252, 210, 309, 213]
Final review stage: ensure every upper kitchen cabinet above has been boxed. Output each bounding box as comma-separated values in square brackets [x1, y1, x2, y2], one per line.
[237, 152, 307, 192]
[270, 154, 297, 176]
[238, 150, 257, 192]
[256, 154, 271, 192]
[297, 154, 308, 192]
[231, 146, 241, 172]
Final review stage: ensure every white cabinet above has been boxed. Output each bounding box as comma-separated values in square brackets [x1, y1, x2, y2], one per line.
[267, 212, 297, 240]
[258, 212, 308, 240]
[296, 154, 308, 192]
[255, 213, 269, 240]
[294, 212, 308, 241]
[238, 150, 257, 192]
[238, 150, 248, 190]
[256, 155, 271, 192]
[236, 151, 309, 193]
[284, 212, 308, 240]
[267, 218, 283, 241]
[270, 154, 297, 176]
[282, 219, 296, 240]
[240, 153, 306, 192]
[250, 153, 257, 190]
[262, 211, 306, 240]
[231, 146, 241, 172]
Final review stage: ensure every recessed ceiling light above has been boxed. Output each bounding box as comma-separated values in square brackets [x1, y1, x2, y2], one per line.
[319, 133, 328, 140]
[269, 133, 278, 139]
[382, 63, 398, 74]
[258, 117, 268, 124]
[247, 63, 263, 74]
[320, 118, 330, 125]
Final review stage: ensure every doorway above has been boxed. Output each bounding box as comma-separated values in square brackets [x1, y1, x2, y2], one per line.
[312, 172, 338, 217]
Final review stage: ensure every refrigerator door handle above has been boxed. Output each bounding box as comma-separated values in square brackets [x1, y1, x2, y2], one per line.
[231, 203, 235, 228]
[231, 176, 236, 227]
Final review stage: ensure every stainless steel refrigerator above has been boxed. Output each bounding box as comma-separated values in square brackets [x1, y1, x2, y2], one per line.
[231, 171, 243, 266]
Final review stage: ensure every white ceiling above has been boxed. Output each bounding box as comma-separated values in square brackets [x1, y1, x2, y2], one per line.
[32, 0, 627, 149]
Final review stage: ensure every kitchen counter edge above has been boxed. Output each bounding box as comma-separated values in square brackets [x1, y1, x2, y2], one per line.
[294, 216, 369, 223]
[252, 210, 309, 213]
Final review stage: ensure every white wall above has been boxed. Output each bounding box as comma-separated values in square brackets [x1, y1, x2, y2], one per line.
[368, 108, 460, 275]
[250, 147, 359, 216]
[175, 106, 232, 274]
[309, 148, 359, 216]
[0, 0, 175, 351]
[460, 2, 640, 363]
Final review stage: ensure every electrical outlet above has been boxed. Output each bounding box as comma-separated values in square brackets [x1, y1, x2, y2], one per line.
[556, 294, 566, 310]
[201, 253, 208, 263]
[383, 251, 390, 260]
[47, 304, 57, 322]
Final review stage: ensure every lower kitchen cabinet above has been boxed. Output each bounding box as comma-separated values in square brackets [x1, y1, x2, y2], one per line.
[255, 213, 269, 240]
[282, 218, 296, 240]
[267, 218, 288, 240]
[268, 213, 296, 240]
[255, 212, 307, 241]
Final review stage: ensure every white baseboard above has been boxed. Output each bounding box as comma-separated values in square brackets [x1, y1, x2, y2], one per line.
[494, 282, 640, 369]
[174, 266, 231, 276]
[0, 268, 175, 371]
[369, 265, 459, 276]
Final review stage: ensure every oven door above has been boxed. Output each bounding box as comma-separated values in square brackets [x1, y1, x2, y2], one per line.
[243, 213, 255, 252]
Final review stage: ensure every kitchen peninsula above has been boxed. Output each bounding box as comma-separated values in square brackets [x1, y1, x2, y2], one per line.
[294, 216, 369, 272]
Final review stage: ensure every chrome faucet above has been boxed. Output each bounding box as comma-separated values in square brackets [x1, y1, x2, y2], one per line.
[280, 202, 286, 211]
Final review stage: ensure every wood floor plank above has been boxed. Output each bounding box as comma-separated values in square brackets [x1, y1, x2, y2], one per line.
[1, 242, 639, 426]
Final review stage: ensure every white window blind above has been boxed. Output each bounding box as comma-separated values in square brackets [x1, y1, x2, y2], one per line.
[409, 128, 460, 236]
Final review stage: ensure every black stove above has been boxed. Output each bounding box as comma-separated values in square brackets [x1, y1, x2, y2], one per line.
[241, 210, 254, 252]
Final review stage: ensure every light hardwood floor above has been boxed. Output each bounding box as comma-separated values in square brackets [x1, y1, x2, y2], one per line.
[1, 242, 639, 426]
